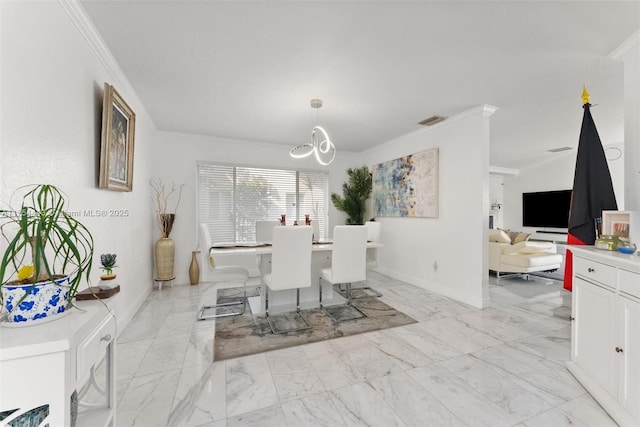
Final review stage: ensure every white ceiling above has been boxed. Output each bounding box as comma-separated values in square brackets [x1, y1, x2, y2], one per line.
[80, 1, 640, 169]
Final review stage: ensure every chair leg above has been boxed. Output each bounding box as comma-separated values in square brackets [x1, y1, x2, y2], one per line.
[265, 287, 311, 335]
[340, 283, 382, 299]
[197, 283, 247, 321]
[322, 280, 368, 323]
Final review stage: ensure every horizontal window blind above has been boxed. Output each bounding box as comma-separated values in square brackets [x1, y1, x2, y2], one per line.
[197, 163, 328, 244]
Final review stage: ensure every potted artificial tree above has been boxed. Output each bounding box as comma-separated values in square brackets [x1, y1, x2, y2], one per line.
[0, 184, 93, 324]
[331, 166, 372, 225]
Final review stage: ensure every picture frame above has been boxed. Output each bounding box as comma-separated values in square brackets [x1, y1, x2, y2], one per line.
[99, 83, 136, 191]
[602, 210, 640, 244]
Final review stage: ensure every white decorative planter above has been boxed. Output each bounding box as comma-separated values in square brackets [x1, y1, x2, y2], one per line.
[1, 276, 70, 325]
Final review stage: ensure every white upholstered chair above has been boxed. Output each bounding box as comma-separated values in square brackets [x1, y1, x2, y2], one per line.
[365, 220, 381, 243]
[319, 225, 369, 321]
[358, 221, 383, 297]
[196, 223, 250, 320]
[262, 225, 313, 334]
[255, 220, 280, 243]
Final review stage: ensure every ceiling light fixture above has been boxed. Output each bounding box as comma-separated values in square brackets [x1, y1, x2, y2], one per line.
[290, 98, 336, 166]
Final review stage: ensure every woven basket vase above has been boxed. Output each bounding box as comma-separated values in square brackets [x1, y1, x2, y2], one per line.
[155, 237, 175, 280]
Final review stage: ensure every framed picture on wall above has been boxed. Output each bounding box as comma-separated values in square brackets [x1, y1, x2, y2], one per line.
[372, 148, 439, 218]
[99, 83, 136, 191]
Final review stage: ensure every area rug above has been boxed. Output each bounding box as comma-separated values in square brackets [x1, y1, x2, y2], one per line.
[212, 286, 417, 361]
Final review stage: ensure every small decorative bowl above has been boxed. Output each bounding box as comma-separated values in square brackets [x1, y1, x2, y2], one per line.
[617, 242, 637, 255]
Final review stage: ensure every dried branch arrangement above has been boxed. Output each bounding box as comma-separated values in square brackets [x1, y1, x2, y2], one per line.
[150, 179, 185, 238]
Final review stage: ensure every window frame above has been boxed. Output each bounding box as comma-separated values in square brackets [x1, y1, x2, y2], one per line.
[196, 161, 329, 244]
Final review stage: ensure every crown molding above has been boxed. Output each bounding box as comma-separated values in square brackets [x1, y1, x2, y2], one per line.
[58, 0, 126, 86]
[489, 166, 519, 176]
[57, 0, 149, 122]
[363, 104, 499, 156]
[610, 29, 640, 61]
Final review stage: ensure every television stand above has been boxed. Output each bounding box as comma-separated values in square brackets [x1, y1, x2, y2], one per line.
[536, 230, 568, 235]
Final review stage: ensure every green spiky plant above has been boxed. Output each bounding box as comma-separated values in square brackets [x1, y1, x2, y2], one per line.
[0, 184, 94, 304]
[331, 166, 372, 225]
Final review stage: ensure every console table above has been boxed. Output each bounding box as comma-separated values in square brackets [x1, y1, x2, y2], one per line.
[0, 297, 117, 426]
[567, 247, 640, 426]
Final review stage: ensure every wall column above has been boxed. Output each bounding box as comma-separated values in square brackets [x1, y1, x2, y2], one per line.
[611, 30, 640, 211]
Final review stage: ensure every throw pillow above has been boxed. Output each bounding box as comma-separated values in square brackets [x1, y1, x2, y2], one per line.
[498, 228, 519, 243]
[513, 232, 531, 244]
[489, 229, 511, 243]
[498, 228, 531, 244]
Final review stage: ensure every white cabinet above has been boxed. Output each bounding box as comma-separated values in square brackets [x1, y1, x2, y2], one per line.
[618, 289, 640, 422]
[0, 298, 117, 426]
[567, 247, 640, 427]
[572, 277, 617, 395]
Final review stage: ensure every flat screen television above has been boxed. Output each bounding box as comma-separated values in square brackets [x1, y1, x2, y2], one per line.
[522, 190, 572, 229]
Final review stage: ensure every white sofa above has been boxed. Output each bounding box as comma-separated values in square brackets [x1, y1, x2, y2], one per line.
[488, 229, 563, 277]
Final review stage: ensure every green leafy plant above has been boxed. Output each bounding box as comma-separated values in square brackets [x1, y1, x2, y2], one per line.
[331, 166, 372, 225]
[0, 184, 94, 301]
[100, 253, 117, 278]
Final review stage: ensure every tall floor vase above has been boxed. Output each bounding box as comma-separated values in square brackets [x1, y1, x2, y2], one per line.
[155, 237, 175, 280]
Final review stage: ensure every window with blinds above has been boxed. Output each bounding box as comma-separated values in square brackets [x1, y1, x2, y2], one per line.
[197, 162, 329, 243]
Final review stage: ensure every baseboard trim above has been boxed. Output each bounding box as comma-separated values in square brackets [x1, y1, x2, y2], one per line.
[373, 267, 490, 309]
[115, 285, 151, 339]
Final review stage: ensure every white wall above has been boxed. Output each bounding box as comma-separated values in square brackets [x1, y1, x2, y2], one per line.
[154, 106, 495, 309]
[363, 106, 496, 308]
[611, 30, 640, 211]
[0, 0, 155, 333]
[152, 131, 362, 284]
[502, 143, 625, 234]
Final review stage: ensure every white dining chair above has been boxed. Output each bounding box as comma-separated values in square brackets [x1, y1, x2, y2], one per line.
[365, 220, 382, 243]
[196, 223, 250, 320]
[319, 225, 369, 322]
[262, 225, 313, 334]
[255, 220, 280, 243]
[359, 220, 383, 297]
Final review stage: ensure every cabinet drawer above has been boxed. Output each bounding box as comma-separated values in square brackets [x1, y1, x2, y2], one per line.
[574, 256, 617, 289]
[619, 269, 640, 299]
[77, 314, 116, 384]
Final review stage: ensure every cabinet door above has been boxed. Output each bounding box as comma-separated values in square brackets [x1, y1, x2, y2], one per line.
[573, 277, 617, 397]
[618, 296, 640, 422]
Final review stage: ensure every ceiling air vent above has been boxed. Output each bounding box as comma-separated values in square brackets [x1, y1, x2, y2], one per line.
[418, 115, 447, 126]
[547, 146, 573, 153]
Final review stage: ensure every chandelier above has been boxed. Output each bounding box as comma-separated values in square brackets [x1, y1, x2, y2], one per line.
[290, 99, 336, 166]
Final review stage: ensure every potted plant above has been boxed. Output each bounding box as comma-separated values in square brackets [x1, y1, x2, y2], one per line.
[331, 166, 372, 225]
[0, 184, 93, 324]
[100, 253, 117, 279]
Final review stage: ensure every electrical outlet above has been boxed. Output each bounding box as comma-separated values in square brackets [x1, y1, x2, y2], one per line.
[433, 261, 438, 272]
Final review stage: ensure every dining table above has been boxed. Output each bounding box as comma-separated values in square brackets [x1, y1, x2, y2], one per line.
[210, 240, 383, 315]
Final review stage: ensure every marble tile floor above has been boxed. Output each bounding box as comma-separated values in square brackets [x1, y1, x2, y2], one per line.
[115, 272, 617, 426]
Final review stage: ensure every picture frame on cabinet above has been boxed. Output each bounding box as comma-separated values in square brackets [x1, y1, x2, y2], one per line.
[602, 210, 640, 244]
[99, 83, 136, 191]
[612, 221, 630, 240]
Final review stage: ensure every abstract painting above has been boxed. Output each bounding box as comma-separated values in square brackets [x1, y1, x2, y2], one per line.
[372, 148, 439, 218]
